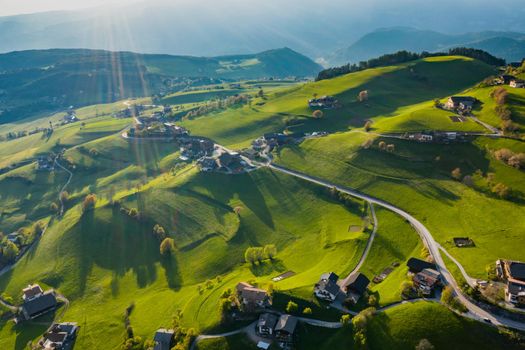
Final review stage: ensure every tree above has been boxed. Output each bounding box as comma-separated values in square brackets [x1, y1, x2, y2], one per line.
[302, 307, 312, 315]
[2, 241, 19, 264]
[368, 295, 378, 306]
[285, 300, 298, 314]
[340, 314, 351, 327]
[312, 110, 324, 119]
[160, 238, 176, 256]
[244, 247, 256, 265]
[492, 183, 510, 199]
[494, 148, 514, 162]
[441, 286, 467, 313]
[433, 99, 441, 108]
[258, 89, 264, 98]
[415, 339, 435, 350]
[153, 224, 167, 241]
[400, 280, 415, 299]
[60, 191, 69, 203]
[378, 141, 386, 151]
[33, 221, 45, 236]
[451, 168, 462, 180]
[82, 194, 97, 212]
[128, 208, 139, 219]
[254, 247, 264, 263]
[358, 90, 369, 102]
[263, 244, 277, 260]
[50, 202, 59, 213]
[386, 144, 395, 153]
[364, 120, 372, 132]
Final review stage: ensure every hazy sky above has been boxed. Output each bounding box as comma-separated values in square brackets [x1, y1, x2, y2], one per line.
[0, 0, 138, 16]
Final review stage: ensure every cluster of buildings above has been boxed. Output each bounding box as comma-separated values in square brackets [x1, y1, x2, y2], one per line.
[406, 258, 441, 296]
[444, 96, 477, 113]
[129, 112, 189, 140]
[36, 154, 56, 171]
[256, 313, 298, 349]
[313, 272, 370, 304]
[308, 96, 338, 109]
[496, 259, 525, 306]
[404, 131, 466, 144]
[197, 148, 253, 174]
[495, 74, 525, 88]
[114, 104, 147, 118]
[61, 110, 79, 125]
[181, 138, 214, 161]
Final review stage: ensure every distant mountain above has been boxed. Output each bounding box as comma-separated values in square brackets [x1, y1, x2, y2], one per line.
[0, 48, 322, 123]
[1, 0, 525, 59]
[330, 27, 525, 65]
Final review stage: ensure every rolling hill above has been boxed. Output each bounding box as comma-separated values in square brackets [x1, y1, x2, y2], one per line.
[330, 27, 525, 65]
[0, 48, 321, 124]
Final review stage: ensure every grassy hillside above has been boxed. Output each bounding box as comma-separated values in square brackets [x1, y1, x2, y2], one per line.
[0, 48, 320, 124]
[0, 168, 370, 349]
[274, 132, 525, 278]
[181, 56, 495, 148]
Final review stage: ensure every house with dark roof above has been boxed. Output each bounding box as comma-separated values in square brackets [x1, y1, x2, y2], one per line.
[40, 322, 79, 350]
[314, 272, 341, 302]
[21, 290, 57, 320]
[256, 313, 279, 337]
[236, 282, 271, 311]
[497, 259, 525, 306]
[413, 268, 441, 296]
[407, 257, 435, 273]
[274, 314, 298, 345]
[496, 75, 516, 85]
[153, 329, 175, 350]
[344, 273, 370, 304]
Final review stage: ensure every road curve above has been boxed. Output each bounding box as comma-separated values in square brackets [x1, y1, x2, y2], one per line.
[340, 202, 378, 288]
[268, 163, 525, 332]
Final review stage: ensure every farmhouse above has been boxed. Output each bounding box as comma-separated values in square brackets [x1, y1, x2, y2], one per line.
[453, 237, 475, 247]
[153, 329, 175, 350]
[39, 322, 78, 350]
[274, 314, 298, 346]
[445, 96, 477, 111]
[510, 79, 525, 88]
[413, 268, 441, 295]
[496, 75, 515, 85]
[496, 259, 525, 306]
[263, 133, 291, 146]
[257, 313, 279, 337]
[21, 289, 57, 320]
[407, 257, 435, 273]
[236, 282, 271, 310]
[344, 273, 370, 304]
[314, 272, 341, 302]
[308, 96, 338, 109]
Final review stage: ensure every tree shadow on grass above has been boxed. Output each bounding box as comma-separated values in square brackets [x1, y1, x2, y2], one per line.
[160, 255, 182, 291]
[73, 206, 173, 296]
[249, 259, 287, 277]
[12, 313, 54, 350]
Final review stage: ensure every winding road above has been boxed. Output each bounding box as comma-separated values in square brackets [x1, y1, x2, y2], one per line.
[54, 158, 73, 216]
[267, 163, 525, 332]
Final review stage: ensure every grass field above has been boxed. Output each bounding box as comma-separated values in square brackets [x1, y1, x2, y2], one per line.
[0, 168, 372, 349]
[274, 133, 525, 279]
[181, 56, 494, 148]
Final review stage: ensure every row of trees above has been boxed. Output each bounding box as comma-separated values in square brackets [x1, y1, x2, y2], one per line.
[316, 48, 506, 81]
[494, 148, 525, 169]
[451, 167, 511, 199]
[244, 244, 277, 264]
[490, 87, 519, 133]
[183, 94, 250, 120]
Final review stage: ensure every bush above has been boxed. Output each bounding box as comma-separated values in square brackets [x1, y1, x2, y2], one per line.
[285, 300, 298, 314]
[153, 224, 167, 241]
[82, 194, 97, 212]
[312, 110, 324, 119]
[160, 238, 176, 256]
[491, 183, 510, 199]
[302, 307, 312, 315]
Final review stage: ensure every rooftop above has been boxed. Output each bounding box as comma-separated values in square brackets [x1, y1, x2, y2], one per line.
[275, 314, 298, 334]
[345, 273, 370, 295]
